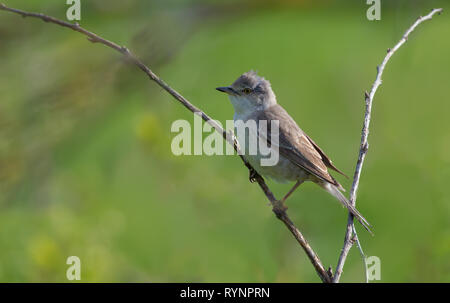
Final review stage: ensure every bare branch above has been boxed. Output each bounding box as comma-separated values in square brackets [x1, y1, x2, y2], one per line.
[0, 3, 332, 282]
[332, 8, 443, 283]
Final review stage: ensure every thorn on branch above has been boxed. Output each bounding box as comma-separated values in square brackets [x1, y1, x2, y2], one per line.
[364, 91, 370, 100]
[387, 48, 391, 53]
[327, 266, 334, 278]
[362, 142, 369, 153]
[121, 46, 130, 54]
[272, 200, 288, 219]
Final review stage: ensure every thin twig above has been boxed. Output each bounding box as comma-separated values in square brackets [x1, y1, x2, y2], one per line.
[332, 8, 443, 283]
[0, 3, 332, 282]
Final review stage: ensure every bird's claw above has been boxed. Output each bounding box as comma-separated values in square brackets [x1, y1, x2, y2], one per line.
[249, 168, 258, 183]
[273, 199, 288, 212]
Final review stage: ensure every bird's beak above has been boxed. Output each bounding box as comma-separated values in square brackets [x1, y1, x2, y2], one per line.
[216, 86, 238, 96]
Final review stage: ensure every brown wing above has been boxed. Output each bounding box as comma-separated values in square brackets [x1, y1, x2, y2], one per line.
[303, 133, 348, 178]
[257, 104, 346, 186]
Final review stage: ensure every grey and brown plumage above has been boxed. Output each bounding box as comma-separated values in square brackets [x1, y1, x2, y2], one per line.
[217, 71, 372, 233]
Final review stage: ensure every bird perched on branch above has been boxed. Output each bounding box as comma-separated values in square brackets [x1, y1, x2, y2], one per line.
[217, 71, 372, 233]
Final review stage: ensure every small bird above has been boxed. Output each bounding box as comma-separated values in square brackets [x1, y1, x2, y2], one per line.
[216, 71, 372, 233]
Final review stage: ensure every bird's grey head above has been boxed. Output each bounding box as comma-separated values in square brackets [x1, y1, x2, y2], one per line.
[216, 71, 277, 115]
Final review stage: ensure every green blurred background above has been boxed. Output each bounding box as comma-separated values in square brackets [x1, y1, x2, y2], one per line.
[0, 0, 449, 282]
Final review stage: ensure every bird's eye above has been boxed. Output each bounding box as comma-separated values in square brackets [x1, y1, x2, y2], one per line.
[242, 88, 252, 94]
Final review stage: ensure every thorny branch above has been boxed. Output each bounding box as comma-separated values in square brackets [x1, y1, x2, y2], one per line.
[332, 8, 443, 283]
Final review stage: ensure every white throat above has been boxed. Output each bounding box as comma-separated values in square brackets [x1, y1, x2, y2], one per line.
[229, 94, 277, 120]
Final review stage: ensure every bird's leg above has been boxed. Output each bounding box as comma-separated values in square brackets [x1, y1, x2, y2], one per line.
[280, 180, 304, 204]
[271, 180, 304, 212]
[273, 180, 304, 213]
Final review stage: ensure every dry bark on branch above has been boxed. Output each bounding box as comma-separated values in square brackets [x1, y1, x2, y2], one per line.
[332, 8, 443, 283]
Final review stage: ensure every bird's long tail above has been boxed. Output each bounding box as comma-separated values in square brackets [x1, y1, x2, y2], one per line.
[323, 183, 373, 235]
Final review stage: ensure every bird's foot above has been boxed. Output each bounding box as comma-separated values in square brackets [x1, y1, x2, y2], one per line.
[248, 168, 258, 183]
[272, 199, 288, 217]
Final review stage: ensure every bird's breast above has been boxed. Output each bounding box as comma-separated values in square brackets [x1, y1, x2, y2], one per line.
[233, 115, 309, 183]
